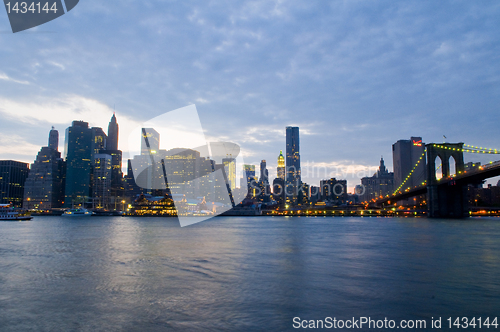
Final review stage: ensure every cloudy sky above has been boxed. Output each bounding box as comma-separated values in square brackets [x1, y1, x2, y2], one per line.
[1, 0, 500, 191]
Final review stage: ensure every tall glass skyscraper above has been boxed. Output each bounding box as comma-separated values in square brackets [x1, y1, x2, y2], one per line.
[286, 126, 301, 204]
[64, 121, 94, 207]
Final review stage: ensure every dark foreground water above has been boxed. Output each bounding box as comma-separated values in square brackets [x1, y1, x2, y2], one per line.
[0, 216, 499, 331]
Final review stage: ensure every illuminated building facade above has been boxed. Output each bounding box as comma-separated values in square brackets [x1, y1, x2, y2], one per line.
[0, 160, 30, 207]
[64, 121, 93, 207]
[392, 137, 426, 191]
[23, 128, 64, 210]
[242, 164, 257, 197]
[92, 154, 112, 209]
[286, 126, 301, 204]
[273, 177, 285, 206]
[277, 150, 285, 180]
[141, 128, 160, 156]
[91, 127, 107, 156]
[310, 185, 321, 203]
[360, 157, 394, 202]
[100, 114, 124, 202]
[243, 164, 256, 187]
[320, 178, 348, 204]
[222, 157, 236, 191]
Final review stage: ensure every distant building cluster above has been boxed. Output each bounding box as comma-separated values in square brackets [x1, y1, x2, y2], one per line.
[0, 114, 240, 212]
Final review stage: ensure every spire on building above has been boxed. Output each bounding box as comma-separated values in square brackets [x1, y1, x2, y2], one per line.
[107, 113, 119, 150]
[378, 156, 387, 176]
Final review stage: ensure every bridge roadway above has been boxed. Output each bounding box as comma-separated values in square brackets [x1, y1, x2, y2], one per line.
[376, 161, 500, 206]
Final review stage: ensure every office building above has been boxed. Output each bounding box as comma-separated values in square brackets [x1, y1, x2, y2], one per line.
[23, 128, 65, 210]
[222, 157, 236, 191]
[360, 157, 394, 202]
[260, 160, 269, 184]
[0, 160, 29, 207]
[48, 126, 58, 150]
[277, 150, 285, 180]
[91, 127, 107, 156]
[107, 113, 119, 151]
[100, 114, 124, 202]
[320, 178, 348, 204]
[141, 128, 160, 156]
[92, 154, 112, 209]
[286, 126, 301, 204]
[242, 164, 257, 198]
[273, 177, 285, 206]
[392, 137, 426, 191]
[310, 185, 321, 203]
[64, 121, 105, 207]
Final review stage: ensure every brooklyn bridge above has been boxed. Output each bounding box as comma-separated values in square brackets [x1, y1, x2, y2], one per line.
[374, 143, 500, 218]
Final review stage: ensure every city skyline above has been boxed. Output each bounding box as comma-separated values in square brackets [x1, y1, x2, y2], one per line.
[7, 115, 500, 195]
[1, 1, 500, 192]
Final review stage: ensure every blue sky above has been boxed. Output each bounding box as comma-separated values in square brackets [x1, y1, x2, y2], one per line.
[1, 0, 500, 190]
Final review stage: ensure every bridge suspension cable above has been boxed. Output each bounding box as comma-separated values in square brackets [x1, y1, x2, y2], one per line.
[433, 144, 500, 154]
[393, 150, 426, 195]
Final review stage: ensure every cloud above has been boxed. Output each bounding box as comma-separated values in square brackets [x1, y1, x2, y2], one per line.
[0, 73, 30, 85]
[0, 95, 141, 154]
[0, 133, 41, 157]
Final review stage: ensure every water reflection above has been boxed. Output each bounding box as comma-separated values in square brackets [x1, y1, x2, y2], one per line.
[0, 217, 499, 331]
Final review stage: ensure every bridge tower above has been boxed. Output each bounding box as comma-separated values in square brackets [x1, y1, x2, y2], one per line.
[426, 143, 467, 218]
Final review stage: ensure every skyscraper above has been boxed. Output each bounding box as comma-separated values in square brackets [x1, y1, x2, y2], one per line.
[101, 114, 124, 204]
[259, 160, 268, 184]
[286, 126, 301, 204]
[48, 126, 58, 150]
[141, 128, 160, 156]
[242, 164, 257, 197]
[0, 160, 29, 207]
[222, 157, 236, 191]
[243, 165, 256, 186]
[360, 157, 394, 202]
[107, 113, 119, 151]
[392, 137, 426, 192]
[64, 121, 93, 207]
[91, 127, 107, 156]
[93, 154, 112, 209]
[23, 128, 64, 210]
[277, 150, 285, 180]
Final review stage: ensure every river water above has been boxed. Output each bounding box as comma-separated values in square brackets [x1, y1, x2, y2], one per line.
[0, 216, 499, 331]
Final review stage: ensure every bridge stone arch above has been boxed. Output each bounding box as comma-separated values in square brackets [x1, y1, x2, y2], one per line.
[426, 143, 467, 218]
[426, 143, 465, 184]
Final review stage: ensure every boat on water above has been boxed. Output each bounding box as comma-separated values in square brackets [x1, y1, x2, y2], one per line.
[0, 203, 33, 221]
[62, 208, 93, 217]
